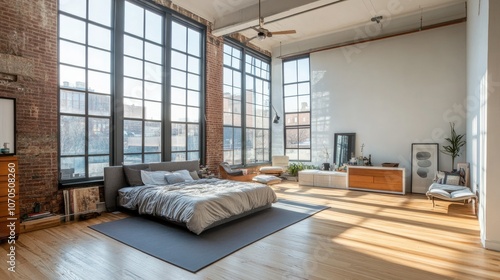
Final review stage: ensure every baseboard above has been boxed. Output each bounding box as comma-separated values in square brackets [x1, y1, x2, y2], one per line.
[483, 238, 500, 252]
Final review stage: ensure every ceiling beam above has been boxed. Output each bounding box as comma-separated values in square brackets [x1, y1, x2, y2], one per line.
[212, 0, 346, 37]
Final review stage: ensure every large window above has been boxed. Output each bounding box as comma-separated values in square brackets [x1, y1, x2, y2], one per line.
[283, 57, 311, 161]
[58, 0, 205, 182]
[223, 42, 271, 166]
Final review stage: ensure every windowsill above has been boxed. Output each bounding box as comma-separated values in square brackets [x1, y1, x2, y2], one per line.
[58, 179, 104, 189]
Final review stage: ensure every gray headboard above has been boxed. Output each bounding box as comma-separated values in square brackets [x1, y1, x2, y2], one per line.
[104, 160, 200, 211]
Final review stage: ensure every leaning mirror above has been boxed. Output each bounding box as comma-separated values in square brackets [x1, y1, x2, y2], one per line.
[0, 97, 16, 155]
[334, 133, 355, 166]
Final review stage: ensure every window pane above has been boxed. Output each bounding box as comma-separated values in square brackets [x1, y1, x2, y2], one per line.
[284, 96, 298, 112]
[124, 57, 143, 79]
[124, 120, 143, 153]
[145, 10, 162, 44]
[297, 58, 310, 81]
[89, 118, 110, 154]
[89, 156, 109, 177]
[284, 84, 297, 97]
[124, 98, 143, 118]
[145, 121, 161, 152]
[187, 73, 199, 90]
[298, 112, 310, 125]
[124, 35, 143, 59]
[171, 123, 186, 151]
[124, 154, 142, 164]
[60, 65, 85, 89]
[187, 107, 199, 123]
[224, 127, 233, 150]
[298, 95, 310, 111]
[171, 87, 186, 105]
[299, 149, 311, 161]
[286, 149, 298, 161]
[298, 82, 310, 95]
[88, 70, 111, 94]
[144, 101, 161, 120]
[171, 51, 187, 70]
[124, 77, 143, 98]
[171, 105, 186, 122]
[60, 90, 85, 114]
[298, 128, 310, 148]
[171, 69, 186, 88]
[172, 152, 186, 162]
[187, 28, 200, 56]
[89, 0, 112, 26]
[144, 153, 161, 163]
[59, 0, 86, 18]
[88, 94, 111, 116]
[124, 2, 144, 37]
[172, 22, 187, 52]
[283, 60, 297, 84]
[88, 24, 111, 50]
[187, 124, 199, 150]
[88, 48, 110, 72]
[188, 56, 200, 74]
[60, 40, 85, 67]
[61, 116, 86, 155]
[145, 62, 162, 83]
[187, 152, 199, 161]
[145, 42, 162, 64]
[286, 128, 298, 148]
[59, 15, 86, 43]
[187, 90, 199, 107]
[61, 157, 86, 179]
[145, 82, 161, 101]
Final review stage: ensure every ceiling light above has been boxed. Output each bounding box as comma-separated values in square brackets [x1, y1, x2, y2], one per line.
[257, 31, 266, 41]
[371, 16, 383, 24]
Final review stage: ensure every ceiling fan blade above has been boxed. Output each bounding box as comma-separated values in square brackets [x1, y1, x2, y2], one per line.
[245, 36, 258, 44]
[270, 30, 297, 35]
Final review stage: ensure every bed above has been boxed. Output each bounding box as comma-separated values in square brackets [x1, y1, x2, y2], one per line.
[104, 160, 278, 234]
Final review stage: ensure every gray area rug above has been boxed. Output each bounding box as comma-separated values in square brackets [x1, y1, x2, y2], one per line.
[89, 200, 328, 272]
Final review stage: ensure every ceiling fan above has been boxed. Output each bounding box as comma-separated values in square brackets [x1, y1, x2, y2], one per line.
[247, 0, 296, 42]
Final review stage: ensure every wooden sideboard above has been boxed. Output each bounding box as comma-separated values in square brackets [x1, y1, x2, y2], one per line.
[0, 156, 19, 242]
[347, 166, 405, 194]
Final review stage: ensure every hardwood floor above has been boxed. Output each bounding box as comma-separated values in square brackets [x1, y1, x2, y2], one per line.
[2, 182, 499, 280]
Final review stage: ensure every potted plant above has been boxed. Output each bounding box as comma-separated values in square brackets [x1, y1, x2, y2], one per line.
[441, 122, 466, 169]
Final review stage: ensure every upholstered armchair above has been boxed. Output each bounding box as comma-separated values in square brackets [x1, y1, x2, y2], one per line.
[219, 162, 255, 182]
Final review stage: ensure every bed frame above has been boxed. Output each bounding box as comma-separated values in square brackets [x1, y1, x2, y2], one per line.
[104, 160, 200, 211]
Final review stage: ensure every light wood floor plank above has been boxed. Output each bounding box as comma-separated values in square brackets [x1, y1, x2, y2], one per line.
[1, 182, 499, 279]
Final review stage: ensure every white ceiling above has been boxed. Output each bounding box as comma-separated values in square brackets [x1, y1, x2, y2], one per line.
[171, 0, 467, 52]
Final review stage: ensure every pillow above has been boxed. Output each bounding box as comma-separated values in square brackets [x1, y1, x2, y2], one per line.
[443, 174, 461, 185]
[123, 164, 150, 186]
[173, 169, 194, 182]
[190, 170, 200, 180]
[220, 162, 243, 176]
[434, 170, 463, 186]
[165, 173, 186, 184]
[140, 170, 170, 185]
[252, 175, 282, 185]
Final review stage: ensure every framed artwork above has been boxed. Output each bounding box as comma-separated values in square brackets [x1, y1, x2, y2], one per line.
[0, 97, 16, 155]
[411, 143, 439, 194]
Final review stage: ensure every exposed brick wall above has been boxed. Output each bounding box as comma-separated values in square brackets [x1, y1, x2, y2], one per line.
[0, 0, 59, 215]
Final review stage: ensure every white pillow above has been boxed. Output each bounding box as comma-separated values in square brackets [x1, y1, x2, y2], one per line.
[141, 170, 170, 185]
[173, 169, 194, 182]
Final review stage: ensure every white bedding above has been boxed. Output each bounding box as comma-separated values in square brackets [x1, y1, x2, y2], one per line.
[118, 178, 277, 234]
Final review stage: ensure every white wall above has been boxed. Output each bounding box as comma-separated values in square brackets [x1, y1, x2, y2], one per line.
[272, 23, 467, 193]
[467, 0, 500, 251]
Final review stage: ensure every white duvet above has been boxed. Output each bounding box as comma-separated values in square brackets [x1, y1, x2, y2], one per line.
[119, 178, 277, 234]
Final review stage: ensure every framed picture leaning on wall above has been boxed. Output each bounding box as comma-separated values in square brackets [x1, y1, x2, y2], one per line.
[0, 97, 16, 155]
[411, 143, 439, 194]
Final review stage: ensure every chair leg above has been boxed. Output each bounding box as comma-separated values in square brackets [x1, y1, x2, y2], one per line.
[432, 197, 435, 208]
